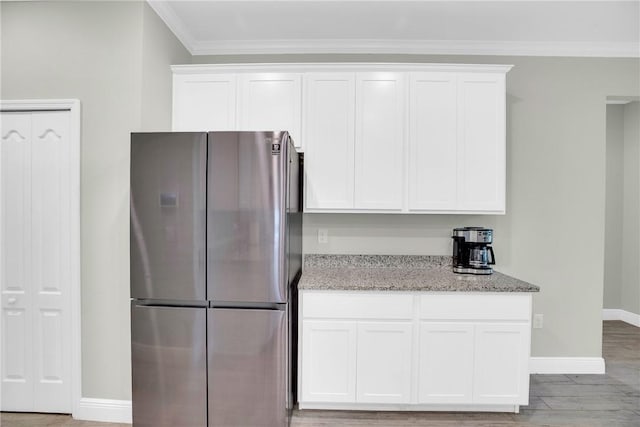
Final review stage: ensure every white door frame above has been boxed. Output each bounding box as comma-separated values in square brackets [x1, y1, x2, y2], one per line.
[0, 99, 81, 416]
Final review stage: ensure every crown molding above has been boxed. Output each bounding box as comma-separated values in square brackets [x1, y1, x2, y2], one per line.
[188, 39, 640, 58]
[146, 0, 197, 53]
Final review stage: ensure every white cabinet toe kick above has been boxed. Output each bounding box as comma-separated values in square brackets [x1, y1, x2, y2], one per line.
[298, 291, 532, 413]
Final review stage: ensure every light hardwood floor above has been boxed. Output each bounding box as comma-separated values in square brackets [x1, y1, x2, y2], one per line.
[2, 321, 638, 427]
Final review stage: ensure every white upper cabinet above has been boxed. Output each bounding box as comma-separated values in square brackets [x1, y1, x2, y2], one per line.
[304, 72, 406, 212]
[354, 73, 405, 210]
[172, 64, 510, 214]
[238, 73, 303, 150]
[409, 72, 506, 213]
[173, 73, 237, 131]
[408, 73, 458, 211]
[172, 70, 303, 149]
[457, 73, 506, 213]
[304, 73, 356, 210]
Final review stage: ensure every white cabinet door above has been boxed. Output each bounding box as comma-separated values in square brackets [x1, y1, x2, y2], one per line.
[1, 111, 72, 413]
[172, 73, 237, 131]
[239, 73, 303, 150]
[473, 323, 530, 404]
[457, 73, 506, 213]
[304, 73, 356, 210]
[354, 73, 405, 210]
[418, 322, 474, 404]
[356, 322, 412, 404]
[408, 73, 458, 211]
[301, 320, 357, 403]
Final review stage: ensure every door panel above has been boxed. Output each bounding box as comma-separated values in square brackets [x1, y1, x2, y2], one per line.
[1, 111, 72, 412]
[207, 132, 287, 303]
[239, 73, 302, 149]
[208, 308, 287, 427]
[131, 305, 207, 427]
[457, 74, 506, 212]
[130, 132, 207, 301]
[2, 308, 31, 410]
[173, 74, 237, 131]
[2, 113, 31, 295]
[303, 73, 355, 210]
[409, 73, 458, 211]
[356, 322, 412, 404]
[1, 112, 32, 411]
[354, 73, 405, 210]
[31, 112, 72, 412]
[418, 322, 474, 403]
[474, 323, 530, 404]
[300, 320, 357, 403]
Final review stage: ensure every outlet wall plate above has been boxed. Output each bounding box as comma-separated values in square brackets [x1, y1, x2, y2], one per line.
[533, 314, 544, 329]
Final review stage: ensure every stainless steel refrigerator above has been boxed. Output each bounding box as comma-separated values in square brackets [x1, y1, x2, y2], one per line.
[130, 131, 302, 427]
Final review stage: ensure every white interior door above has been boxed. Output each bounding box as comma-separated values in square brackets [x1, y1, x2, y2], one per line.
[1, 110, 72, 413]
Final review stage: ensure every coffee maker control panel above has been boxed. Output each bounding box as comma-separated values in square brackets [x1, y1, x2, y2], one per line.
[452, 227, 493, 244]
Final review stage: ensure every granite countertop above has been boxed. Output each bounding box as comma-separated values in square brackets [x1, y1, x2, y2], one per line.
[299, 255, 540, 293]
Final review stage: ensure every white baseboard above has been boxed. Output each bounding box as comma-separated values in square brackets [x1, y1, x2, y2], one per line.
[299, 401, 519, 413]
[74, 398, 132, 424]
[602, 308, 640, 327]
[529, 357, 605, 374]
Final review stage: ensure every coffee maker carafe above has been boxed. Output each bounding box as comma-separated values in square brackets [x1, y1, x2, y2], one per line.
[452, 227, 495, 275]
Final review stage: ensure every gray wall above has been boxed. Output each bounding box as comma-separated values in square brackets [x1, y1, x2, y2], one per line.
[622, 102, 640, 315]
[196, 54, 640, 358]
[140, 3, 191, 130]
[604, 105, 624, 309]
[1, 1, 189, 400]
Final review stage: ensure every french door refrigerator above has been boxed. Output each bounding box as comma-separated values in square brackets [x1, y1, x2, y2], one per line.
[130, 131, 302, 427]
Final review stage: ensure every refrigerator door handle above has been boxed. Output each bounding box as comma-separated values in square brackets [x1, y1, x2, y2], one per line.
[209, 301, 286, 310]
[132, 299, 208, 309]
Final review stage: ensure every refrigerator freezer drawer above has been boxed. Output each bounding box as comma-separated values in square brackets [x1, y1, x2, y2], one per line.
[208, 307, 288, 427]
[132, 304, 207, 427]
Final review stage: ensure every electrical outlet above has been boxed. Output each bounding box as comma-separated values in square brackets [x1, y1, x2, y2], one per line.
[317, 228, 328, 244]
[533, 314, 544, 329]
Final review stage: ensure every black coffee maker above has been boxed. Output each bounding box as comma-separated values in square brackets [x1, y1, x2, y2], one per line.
[452, 227, 495, 275]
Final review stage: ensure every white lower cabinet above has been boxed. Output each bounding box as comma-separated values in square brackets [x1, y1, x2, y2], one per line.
[356, 322, 413, 403]
[418, 322, 474, 403]
[473, 323, 531, 405]
[301, 320, 357, 402]
[299, 291, 532, 412]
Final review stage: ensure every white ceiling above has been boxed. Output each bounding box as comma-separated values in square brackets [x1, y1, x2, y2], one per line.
[147, 0, 640, 57]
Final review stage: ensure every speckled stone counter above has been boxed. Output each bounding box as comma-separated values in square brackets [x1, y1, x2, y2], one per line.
[300, 254, 539, 292]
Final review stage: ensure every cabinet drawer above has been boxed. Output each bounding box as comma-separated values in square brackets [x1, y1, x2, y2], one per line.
[419, 294, 531, 321]
[302, 291, 413, 320]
